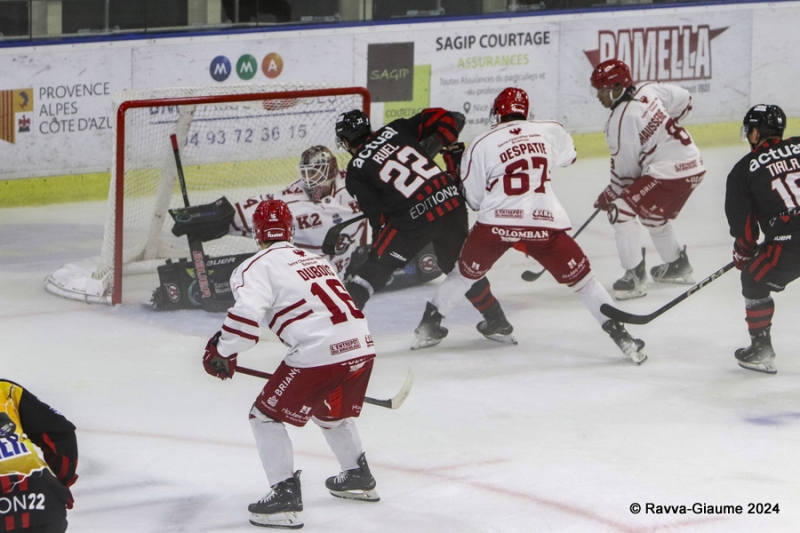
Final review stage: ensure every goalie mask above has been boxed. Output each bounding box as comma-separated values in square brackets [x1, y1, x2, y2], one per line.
[741, 104, 786, 142]
[299, 145, 338, 203]
[252, 199, 294, 244]
[491, 87, 529, 124]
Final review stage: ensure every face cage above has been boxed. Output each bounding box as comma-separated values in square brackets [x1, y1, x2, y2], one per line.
[300, 162, 333, 201]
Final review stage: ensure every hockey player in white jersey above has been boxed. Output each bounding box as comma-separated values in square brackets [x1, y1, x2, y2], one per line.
[229, 145, 368, 277]
[591, 59, 705, 300]
[202, 199, 380, 529]
[412, 87, 647, 364]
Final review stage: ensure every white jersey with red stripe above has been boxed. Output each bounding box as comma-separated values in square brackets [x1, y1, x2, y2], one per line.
[460, 119, 578, 230]
[229, 171, 368, 276]
[605, 82, 704, 190]
[215, 242, 375, 368]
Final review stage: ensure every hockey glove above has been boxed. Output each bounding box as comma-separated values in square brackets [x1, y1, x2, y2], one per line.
[203, 331, 238, 380]
[440, 142, 465, 178]
[733, 238, 756, 270]
[594, 185, 619, 211]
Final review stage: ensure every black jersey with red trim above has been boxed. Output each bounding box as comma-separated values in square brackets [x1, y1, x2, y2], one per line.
[1, 380, 77, 530]
[344, 108, 463, 236]
[725, 136, 800, 248]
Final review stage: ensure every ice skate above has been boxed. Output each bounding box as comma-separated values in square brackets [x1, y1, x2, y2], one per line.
[613, 250, 647, 301]
[602, 320, 647, 364]
[325, 453, 380, 502]
[249, 471, 304, 529]
[476, 302, 517, 345]
[411, 302, 448, 350]
[735, 329, 777, 374]
[650, 245, 694, 284]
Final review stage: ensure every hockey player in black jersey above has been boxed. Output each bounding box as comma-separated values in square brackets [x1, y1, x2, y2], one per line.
[0, 380, 78, 532]
[334, 109, 514, 347]
[725, 104, 800, 374]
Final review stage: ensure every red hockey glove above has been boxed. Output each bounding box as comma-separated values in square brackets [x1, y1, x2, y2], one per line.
[594, 185, 618, 211]
[203, 331, 237, 380]
[732, 239, 756, 270]
[440, 142, 465, 178]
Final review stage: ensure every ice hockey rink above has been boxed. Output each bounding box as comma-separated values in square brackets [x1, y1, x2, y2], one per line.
[3, 144, 799, 533]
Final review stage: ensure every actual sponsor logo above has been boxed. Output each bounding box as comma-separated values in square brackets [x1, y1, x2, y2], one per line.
[584, 25, 728, 83]
[330, 338, 361, 356]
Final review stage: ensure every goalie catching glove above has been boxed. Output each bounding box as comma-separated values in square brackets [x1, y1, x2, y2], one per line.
[203, 331, 238, 380]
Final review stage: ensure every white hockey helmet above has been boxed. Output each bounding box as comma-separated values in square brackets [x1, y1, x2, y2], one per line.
[298, 145, 338, 203]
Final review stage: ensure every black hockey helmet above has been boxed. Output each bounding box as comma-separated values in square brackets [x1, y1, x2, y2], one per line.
[335, 109, 371, 149]
[742, 104, 786, 142]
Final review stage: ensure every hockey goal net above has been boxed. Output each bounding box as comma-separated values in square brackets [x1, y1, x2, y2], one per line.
[45, 84, 370, 305]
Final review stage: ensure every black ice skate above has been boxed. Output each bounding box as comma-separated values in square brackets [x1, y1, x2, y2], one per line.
[476, 302, 517, 344]
[613, 249, 647, 301]
[249, 471, 303, 529]
[650, 245, 694, 284]
[735, 329, 777, 374]
[325, 452, 380, 502]
[411, 302, 448, 350]
[602, 320, 647, 364]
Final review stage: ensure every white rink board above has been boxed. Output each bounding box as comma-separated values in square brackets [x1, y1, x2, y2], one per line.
[1, 1, 799, 180]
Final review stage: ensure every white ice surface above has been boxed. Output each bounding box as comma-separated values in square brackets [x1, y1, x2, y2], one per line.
[2, 145, 799, 532]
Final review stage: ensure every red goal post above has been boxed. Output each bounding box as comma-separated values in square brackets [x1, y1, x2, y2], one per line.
[45, 84, 370, 306]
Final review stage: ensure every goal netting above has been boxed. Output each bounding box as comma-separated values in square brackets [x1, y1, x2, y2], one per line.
[45, 84, 369, 305]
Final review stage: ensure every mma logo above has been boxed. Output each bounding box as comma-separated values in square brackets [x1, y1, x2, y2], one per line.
[209, 53, 285, 82]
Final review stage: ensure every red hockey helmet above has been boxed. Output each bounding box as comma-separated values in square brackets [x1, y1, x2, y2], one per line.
[491, 87, 529, 123]
[590, 59, 633, 89]
[252, 199, 294, 244]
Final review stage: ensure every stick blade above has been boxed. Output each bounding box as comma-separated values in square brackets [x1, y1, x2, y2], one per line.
[365, 368, 413, 410]
[520, 270, 544, 282]
[600, 303, 652, 325]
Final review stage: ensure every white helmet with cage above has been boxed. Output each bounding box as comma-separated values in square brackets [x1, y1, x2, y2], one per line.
[299, 145, 338, 203]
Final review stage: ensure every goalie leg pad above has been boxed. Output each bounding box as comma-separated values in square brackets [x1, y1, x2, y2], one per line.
[151, 253, 250, 312]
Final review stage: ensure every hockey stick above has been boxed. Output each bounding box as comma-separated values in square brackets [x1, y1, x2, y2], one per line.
[521, 207, 602, 282]
[236, 366, 414, 410]
[600, 261, 735, 325]
[321, 214, 368, 256]
[170, 134, 214, 301]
